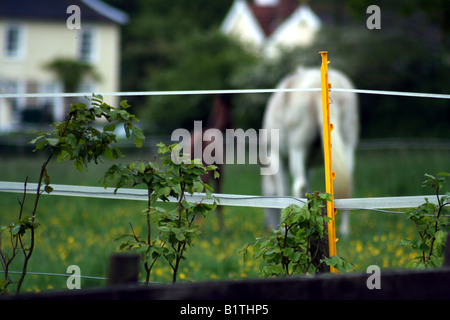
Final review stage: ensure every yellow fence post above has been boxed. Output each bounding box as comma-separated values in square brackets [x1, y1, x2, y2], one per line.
[319, 51, 337, 273]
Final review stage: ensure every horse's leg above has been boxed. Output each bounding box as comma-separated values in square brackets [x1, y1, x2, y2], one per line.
[263, 176, 279, 229]
[339, 211, 350, 236]
[338, 144, 355, 237]
[289, 148, 308, 198]
[263, 154, 288, 229]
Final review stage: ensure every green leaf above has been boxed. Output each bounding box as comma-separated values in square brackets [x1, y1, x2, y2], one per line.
[193, 181, 204, 193]
[175, 232, 185, 241]
[43, 168, 50, 186]
[65, 133, 77, 148]
[151, 206, 166, 213]
[104, 123, 116, 132]
[132, 126, 145, 148]
[437, 172, 450, 178]
[11, 225, 22, 236]
[46, 138, 59, 147]
[93, 93, 104, 101]
[283, 247, 294, 257]
[172, 184, 182, 196]
[120, 100, 131, 109]
[103, 147, 114, 161]
[138, 161, 146, 174]
[157, 187, 171, 198]
[435, 230, 446, 246]
[74, 159, 84, 171]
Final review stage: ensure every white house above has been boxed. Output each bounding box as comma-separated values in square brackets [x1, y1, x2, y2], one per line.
[221, 0, 321, 57]
[0, 0, 128, 131]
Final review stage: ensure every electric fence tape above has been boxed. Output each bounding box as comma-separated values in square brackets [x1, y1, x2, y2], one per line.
[1, 88, 450, 99]
[0, 181, 439, 212]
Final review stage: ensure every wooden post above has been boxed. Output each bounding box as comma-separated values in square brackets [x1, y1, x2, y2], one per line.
[310, 207, 331, 273]
[107, 253, 140, 286]
[444, 233, 450, 268]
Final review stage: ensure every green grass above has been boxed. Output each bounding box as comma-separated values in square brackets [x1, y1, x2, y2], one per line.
[0, 147, 449, 293]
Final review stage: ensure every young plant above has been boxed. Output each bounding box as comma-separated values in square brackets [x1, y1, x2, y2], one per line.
[401, 172, 450, 269]
[0, 95, 143, 294]
[243, 192, 353, 277]
[104, 143, 219, 284]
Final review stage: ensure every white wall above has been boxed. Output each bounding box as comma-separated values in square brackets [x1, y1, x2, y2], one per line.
[0, 19, 121, 121]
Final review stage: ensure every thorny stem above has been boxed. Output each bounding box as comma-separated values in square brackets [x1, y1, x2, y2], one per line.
[18, 177, 28, 220]
[128, 221, 153, 285]
[16, 112, 77, 293]
[282, 224, 290, 275]
[144, 183, 153, 285]
[147, 184, 152, 245]
[0, 179, 28, 291]
[304, 221, 314, 273]
[172, 179, 187, 284]
[16, 151, 53, 294]
[428, 179, 443, 261]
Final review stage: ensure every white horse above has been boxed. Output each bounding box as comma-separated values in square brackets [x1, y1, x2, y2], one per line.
[261, 67, 359, 236]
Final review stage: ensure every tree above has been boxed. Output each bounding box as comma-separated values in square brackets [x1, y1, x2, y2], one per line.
[139, 30, 257, 133]
[45, 58, 100, 120]
[104, 0, 234, 115]
[45, 58, 100, 94]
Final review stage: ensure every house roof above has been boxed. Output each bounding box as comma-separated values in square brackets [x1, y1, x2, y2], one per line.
[0, 0, 128, 25]
[249, 0, 299, 36]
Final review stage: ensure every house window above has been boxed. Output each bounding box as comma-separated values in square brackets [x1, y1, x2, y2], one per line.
[79, 28, 96, 63]
[1, 79, 26, 123]
[3, 24, 25, 59]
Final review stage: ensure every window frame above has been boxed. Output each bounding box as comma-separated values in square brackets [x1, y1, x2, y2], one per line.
[78, 26, 97, 64]
[3, 23, 26, 60]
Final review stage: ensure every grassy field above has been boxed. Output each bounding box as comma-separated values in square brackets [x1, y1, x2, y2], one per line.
[0, 146, 449, 293]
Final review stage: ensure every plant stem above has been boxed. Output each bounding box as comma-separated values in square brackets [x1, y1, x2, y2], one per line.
[282, 225, 289, 276]
[16, 152, 53, 294]
[147, 184, 152, 245]
[428, 180, 443, 261]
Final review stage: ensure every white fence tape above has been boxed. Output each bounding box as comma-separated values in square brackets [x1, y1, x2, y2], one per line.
[1, 87, 449, 99]
[0, 181, 438, 211]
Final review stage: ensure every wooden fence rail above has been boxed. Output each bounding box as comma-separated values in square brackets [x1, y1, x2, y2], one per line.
[4, 234, 450, 300]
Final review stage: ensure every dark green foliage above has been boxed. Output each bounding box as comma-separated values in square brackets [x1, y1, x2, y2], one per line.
[44, 58, 100, 93]
[104, 143, 219, 284]
[242, 192, 354, 277]
[0, 95, 142, 295]
[401, 172, 450, 268]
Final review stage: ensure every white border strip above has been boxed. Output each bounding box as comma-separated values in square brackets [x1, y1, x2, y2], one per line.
[0, 181, 438, 211]
[1, 88, 449, 99]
